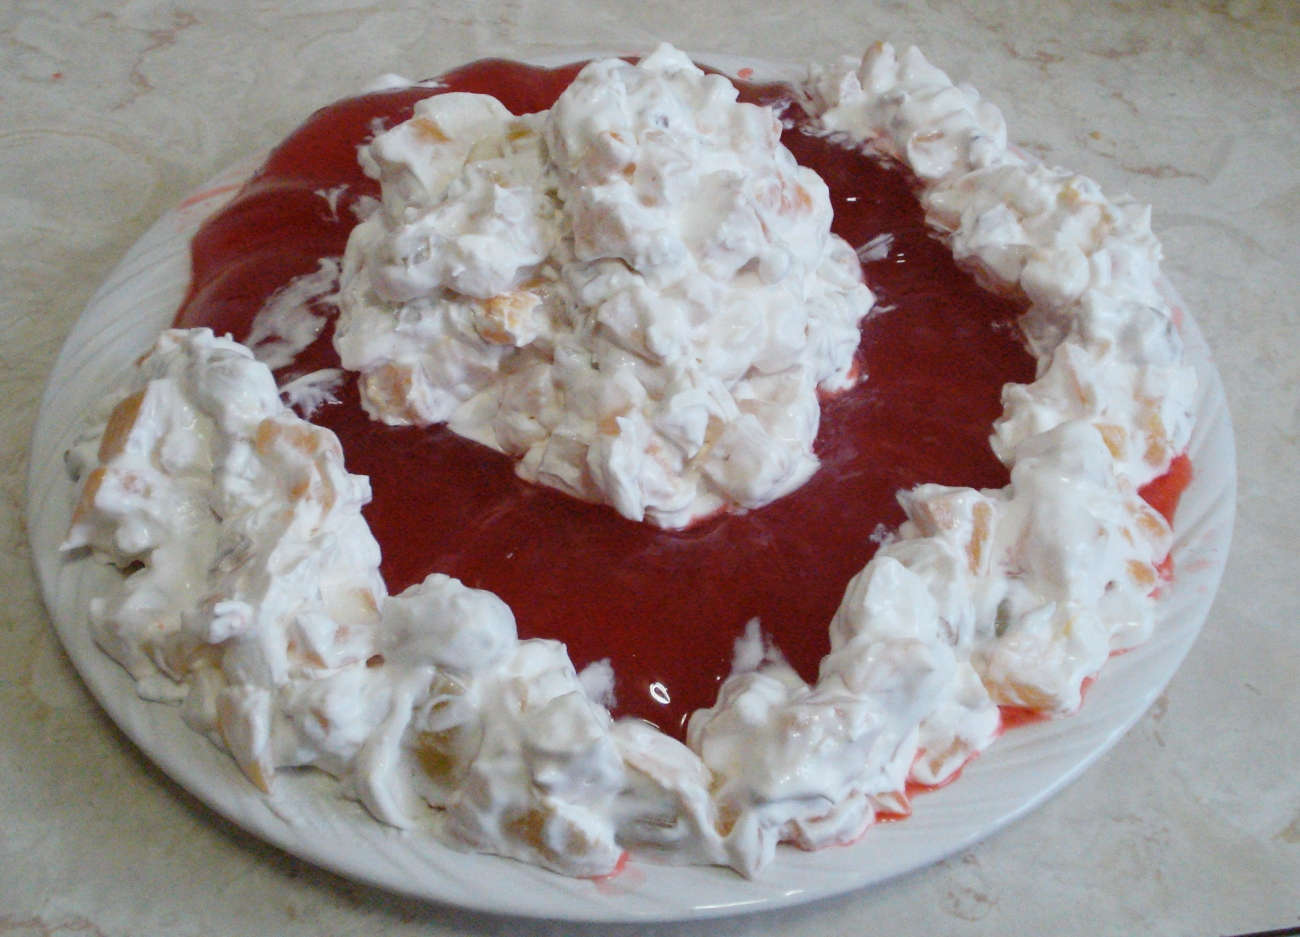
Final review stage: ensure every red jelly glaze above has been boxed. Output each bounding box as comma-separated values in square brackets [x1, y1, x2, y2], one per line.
[175, 60, 1036, 738]
[1139, 451, 1193, 526]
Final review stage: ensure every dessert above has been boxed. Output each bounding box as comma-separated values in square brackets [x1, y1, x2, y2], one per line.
[60, 43, 1197, 880]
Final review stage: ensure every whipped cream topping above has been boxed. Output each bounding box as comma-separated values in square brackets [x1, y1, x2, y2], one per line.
[61, 329, 631, 876]
[335, 44, 874, 528]
[809, 43, 1196, 486]
[64, 44, 1196, 880]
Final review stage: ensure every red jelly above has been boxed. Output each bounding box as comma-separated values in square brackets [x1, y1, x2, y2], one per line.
[1139, 451, 1193, 525]
[175, 59, 1036, 738]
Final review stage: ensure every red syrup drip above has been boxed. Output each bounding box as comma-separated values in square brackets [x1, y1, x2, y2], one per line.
[878, 769, 974, 824]
[997, 674, 1099, 736]
[175, 60, 1037, 739]
[1135, 451, 1192, 592]
[1139, 451, 1193, 526]
[997, 705, 1051, 732]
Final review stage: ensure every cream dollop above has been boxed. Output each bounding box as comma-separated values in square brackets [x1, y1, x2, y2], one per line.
[335, 43, 874, 529]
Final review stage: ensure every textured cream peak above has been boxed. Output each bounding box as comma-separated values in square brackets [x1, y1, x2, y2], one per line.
[336, 45, 875, 529]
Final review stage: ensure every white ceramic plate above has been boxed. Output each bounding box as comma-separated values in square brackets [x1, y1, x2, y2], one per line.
[25, 54, 1236, 922]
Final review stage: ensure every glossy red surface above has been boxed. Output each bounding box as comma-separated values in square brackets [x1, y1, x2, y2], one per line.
[176, 59, 1036, 738]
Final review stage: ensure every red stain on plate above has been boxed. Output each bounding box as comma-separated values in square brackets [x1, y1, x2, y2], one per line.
[178, 181, 243, 210]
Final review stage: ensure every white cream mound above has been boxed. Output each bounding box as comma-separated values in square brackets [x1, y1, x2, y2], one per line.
[63, 44, 1196, 880]
[335, 44, 874, 529]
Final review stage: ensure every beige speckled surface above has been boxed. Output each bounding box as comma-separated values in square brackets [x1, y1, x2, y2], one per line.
[3, 2, 1298, 934]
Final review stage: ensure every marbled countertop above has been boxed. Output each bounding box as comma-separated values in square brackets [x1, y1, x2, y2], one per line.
[3, 2, 1297, 934]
